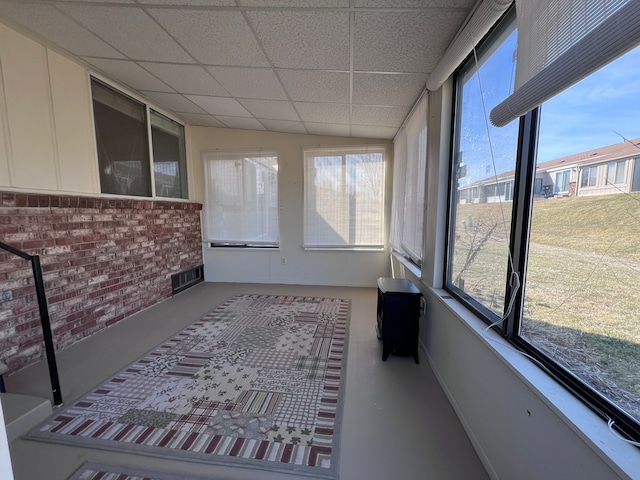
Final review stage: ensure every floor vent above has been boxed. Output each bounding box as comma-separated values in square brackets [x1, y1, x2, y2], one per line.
[171, 265, 204, 295]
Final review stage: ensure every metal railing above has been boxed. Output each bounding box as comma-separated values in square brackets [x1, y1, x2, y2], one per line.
[0, 240, 63, 406]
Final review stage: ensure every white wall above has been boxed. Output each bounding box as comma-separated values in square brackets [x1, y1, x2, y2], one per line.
[394, 83, 640, 480]
[0, 22, 98, 194]
[189, 126, 392, 287]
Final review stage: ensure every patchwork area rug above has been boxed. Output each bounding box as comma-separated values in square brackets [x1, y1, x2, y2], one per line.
[29, 294, 350, 479]
[68, 462, 216, 480]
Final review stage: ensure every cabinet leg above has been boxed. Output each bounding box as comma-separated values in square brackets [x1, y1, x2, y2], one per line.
[413, 352, 419, 364]
[382, 346, 390, 361]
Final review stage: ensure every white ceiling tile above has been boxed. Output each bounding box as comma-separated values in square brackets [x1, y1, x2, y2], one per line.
[140, 63, 228, 96]
[353, 73, 425, 106]
[354, 0, 474, 7]
[207, 67, 287, 100]
[0, 2, 125, 59]
[295, 102, 350, 124]
[186, 96, 253, 117]
[47, 0, 135, 3]
[58, 4, 192, 63]
[351, 125, 398, 139]
[217, 117, 267, 131]
[243, 0, 348, 6]
[354, 10, 466, 73]
[247, 11, 349, 70]
[85, 58, 174, 92]
[139, 91, 207, 114]
[278, 70, 349, 103]
[259, 119, 308, 134]
[138, 0, 235, 5]
[237, 99, 299, 121]
[148, 9, 269, 67]
[305, 123, 351, 137]
[352, 105, 408, 127]
[178, 113, 226, 127]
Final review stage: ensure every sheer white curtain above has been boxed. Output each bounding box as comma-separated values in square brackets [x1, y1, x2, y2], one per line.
[389, 93, 427, 264]
[491, 0, 640, 126]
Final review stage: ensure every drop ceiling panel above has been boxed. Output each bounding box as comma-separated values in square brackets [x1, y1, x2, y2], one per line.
[0, 2, 124, 59]
[259, 119, 308, 134]
[86, 58, 173, 92]
[354, 10, 465, 73]
[295, 102, 350, 124]
[186, 95, 253, 117]
[148, 9, 269, 67]
[217, 116, 266, 131]
[207, 67, 287, 100]
[58, 4, 192, 63]
[305, 123, 351, 137]
[351, 125, 397, 139]
[243, 0, 348, 6]
[0, 0, 475, 139]
[247, 11, 350, 70]
[238, 99, 299, 121]
[278, 70, 350, 103]
[137, 0, 235, 5]
[354, 0, 474, 7]
[139, 91, 207, 114]
[178, 113, 226, 127]
[140, 63, 228, 96]
[353, 73, 425, 107]
[352, 105, 409, 127]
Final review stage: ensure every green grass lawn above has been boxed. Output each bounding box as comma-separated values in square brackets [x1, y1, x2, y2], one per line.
[453, 193, 640, 419]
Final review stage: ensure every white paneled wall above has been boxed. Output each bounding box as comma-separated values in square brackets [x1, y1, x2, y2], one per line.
[0, 22, 97, 194]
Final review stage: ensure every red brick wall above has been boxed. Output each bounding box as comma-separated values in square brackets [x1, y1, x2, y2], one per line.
[0, 192, 203, 374]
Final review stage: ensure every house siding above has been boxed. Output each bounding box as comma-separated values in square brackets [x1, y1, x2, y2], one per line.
[0, 192, 203, 374]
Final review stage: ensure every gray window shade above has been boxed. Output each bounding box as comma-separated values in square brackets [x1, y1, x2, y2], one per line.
[490, 0, 640, 127]
[426, 0, 512, 92]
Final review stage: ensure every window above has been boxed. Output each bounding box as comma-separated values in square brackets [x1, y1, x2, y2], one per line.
[390, 94, 427, 266]
[606, 160, 625, 185]
[91, 78, 188, 199]
[304, 146, 385, 249]
[447, 14, 519, 318]
[202, 150, 279, 247]
[581, 166, 598, 187]
[151, 111, 188, 199]
[446, 10, 640, 442]
[554, 169, 570, 193]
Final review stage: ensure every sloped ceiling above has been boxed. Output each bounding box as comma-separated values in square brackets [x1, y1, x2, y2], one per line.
[0, 0, 475, 139]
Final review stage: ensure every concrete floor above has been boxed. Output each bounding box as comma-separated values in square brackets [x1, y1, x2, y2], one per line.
[4, 282, 489, 480]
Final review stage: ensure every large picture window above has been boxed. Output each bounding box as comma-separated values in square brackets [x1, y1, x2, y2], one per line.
[203, 150, 279, 247]
[447, 8, 640, 443]
[303, 146, 385, 250]
[91, 78, 188, 199]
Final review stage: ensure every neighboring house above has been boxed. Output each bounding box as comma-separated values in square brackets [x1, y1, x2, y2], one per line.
[459, 137, 640, 203]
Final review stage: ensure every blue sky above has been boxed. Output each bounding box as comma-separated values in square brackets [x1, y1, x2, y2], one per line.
[537, 45, 640, 163]
[460, 31, 640, 182]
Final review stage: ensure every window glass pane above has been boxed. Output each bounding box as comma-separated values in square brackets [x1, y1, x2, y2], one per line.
[203, 151, 279, 246]
[448, 20, 518, 317]
[304, 146, 385, 249]
[522, 44, 640, 425]
[151, 110, 188, 199]
[91, 79, 151, 197]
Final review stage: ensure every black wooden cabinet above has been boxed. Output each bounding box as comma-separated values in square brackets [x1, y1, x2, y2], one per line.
[376, 277, 422, 364]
